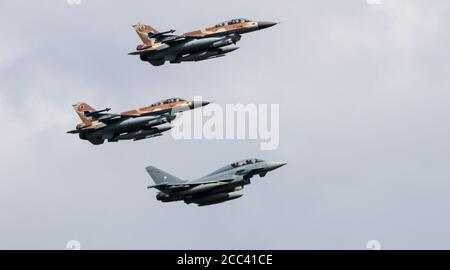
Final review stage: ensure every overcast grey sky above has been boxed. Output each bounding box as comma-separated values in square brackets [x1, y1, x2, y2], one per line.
[1, 0, 450, 249]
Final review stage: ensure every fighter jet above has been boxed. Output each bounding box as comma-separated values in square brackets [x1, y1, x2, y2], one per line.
[146, 159, 286, 206]
[129, 18, 278, 66]
[67, 98, 210, 145]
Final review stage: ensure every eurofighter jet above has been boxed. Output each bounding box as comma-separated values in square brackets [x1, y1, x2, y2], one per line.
[129, 18, 278, 66]
[146, 159, 286, 206]
[67, 98, 210, 145]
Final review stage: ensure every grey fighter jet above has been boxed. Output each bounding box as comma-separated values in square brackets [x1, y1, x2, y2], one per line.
[146, 159, 287, 206]
[67, 98, 210, 145]
[129, 18, 278, 66]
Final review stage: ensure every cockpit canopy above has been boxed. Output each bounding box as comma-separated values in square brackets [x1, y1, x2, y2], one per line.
[151, 97, 185, 107]
[231, 159, 263, 168]
[215, 18, 252, 27]
[206, 158, 264, 177]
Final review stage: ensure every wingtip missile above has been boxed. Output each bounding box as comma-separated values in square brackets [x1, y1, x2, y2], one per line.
[67, 129, 82, 134]
[84, 108, 111, 117]
[148, 29, 176, 39]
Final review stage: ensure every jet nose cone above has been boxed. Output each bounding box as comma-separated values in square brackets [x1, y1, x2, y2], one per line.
[267, 161, 287, 171]
[192, 100, 211, 108]
[258, 21, 278, 30]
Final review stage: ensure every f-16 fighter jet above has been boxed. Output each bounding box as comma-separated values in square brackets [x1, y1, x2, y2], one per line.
[67, 98, 210, 145]
[146, 159, 286, 206]
[129, 18, 278, 66]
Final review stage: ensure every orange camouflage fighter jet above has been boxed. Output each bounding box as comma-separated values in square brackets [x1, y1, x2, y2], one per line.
[129, 18, 278, 66]
[67, 98, 210, 145]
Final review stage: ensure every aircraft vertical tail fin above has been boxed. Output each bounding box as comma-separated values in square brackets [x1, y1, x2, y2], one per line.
[72, 102, 96, 125]
[132, 22, 159, 45]
[146, 166, 186, 186]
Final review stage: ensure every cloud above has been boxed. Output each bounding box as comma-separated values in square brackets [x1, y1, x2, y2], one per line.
[1, 0, 450, 249]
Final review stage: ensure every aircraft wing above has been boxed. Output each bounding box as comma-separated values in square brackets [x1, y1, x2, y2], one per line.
[138, 110, 170, 117]
[192, 175, 242, 185]
[149, 29, 198, 44]
[138, 109, 183, 118]
[84, 113, 127, 124]
[147, 176, 241, 190]
[85, 110, 135, 124]
[67, 129, 82, 134]
[92, 113, 121, 122]
[147, 183, 190, 190]
[66, 125, 104, 134]
[128, 48, 153, 55]
[128, 35, 198, 55]
[162, 35, 197, 45]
